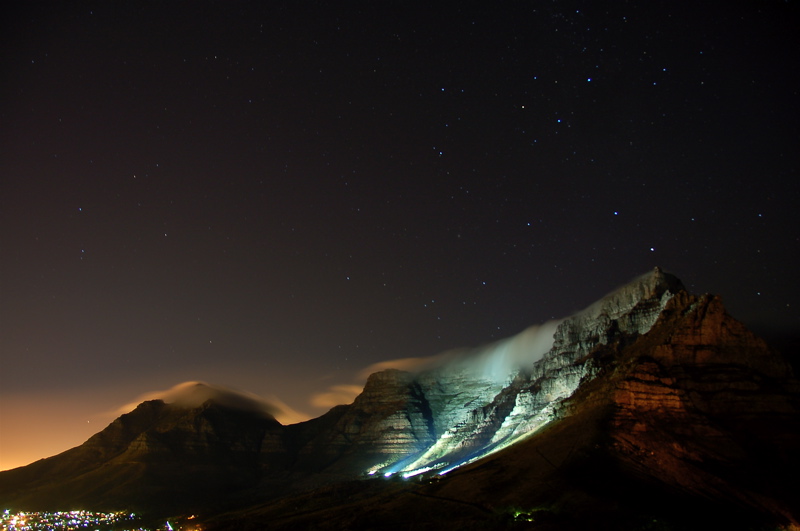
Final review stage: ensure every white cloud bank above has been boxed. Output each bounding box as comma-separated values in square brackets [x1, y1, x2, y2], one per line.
[114, 323, 563, 424]
[309, 320, 562, 409]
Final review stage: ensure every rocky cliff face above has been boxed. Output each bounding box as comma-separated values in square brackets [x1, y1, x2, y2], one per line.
[198, 275, 799, 531]
[289, 369, 436, 474]
[1, 268, 796, 528]
[344, 267, 687, 477]
[600, 291, 800, 523]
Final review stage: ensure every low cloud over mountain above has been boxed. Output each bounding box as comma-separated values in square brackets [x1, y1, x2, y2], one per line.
[2, 268, 797, 529]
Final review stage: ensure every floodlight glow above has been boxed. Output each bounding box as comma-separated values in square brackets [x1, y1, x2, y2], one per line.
[401, 466, 433, 479]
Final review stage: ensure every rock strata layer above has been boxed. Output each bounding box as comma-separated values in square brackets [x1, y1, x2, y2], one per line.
[1, 268, 796, 528]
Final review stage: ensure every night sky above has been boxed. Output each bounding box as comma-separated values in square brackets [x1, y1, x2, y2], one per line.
[2, 1, 798, 470]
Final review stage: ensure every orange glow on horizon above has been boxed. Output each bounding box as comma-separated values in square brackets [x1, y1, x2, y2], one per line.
[0, 392, 118, 471]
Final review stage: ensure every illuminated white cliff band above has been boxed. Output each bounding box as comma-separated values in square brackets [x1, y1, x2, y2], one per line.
[363, 268, 681, 478]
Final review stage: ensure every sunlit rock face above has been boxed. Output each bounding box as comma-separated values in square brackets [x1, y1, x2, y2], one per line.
[350, 267, 686, 477]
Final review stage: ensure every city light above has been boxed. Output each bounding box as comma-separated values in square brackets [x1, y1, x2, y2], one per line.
[0, 510, 199, 531]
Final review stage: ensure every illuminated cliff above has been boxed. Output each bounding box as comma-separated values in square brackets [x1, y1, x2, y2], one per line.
[1, 268, 797, 529]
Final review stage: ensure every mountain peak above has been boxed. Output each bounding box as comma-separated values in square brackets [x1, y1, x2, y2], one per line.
[127, 381, 281, 419]
[2, 271, 797, 528]
[590, 266, 683, 312]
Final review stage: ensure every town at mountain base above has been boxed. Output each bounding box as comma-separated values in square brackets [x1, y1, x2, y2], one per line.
[1, 268, 798, 530]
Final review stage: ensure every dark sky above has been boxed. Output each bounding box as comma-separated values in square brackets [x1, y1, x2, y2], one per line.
[1, 1, 798, 469]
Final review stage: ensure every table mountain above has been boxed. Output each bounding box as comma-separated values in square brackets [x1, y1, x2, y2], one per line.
[1, 268, 797, 529]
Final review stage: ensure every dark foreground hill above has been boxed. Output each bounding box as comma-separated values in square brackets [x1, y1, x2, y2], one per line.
[1, 269, 798, 530]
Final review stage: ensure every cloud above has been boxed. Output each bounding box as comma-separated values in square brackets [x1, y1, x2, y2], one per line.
[461, 321, 562, 382]
[309, 321, 563, 410]
[115, 381, 311, 425]
[309, 355, 461, 411]
[364, 322, 562, 383]
[115, 323, 565, 426]
[257, 394, 312, 425]
[355, 355, 451, 380]
[309, 384, 365, 409]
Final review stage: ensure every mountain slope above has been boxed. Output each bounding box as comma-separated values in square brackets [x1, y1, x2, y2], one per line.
[0, 396, 281, 513]
[204, 289, 799, 530]
[1, 268, 797, 529]
[290, 267, 686, 479]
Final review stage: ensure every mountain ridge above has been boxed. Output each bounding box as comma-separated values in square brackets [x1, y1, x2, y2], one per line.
[204, 287, 797, 530]
[1, 268, 798, 529]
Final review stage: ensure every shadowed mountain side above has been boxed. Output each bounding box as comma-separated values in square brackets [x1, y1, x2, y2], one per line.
[202, 291, 800, 531]
[0, 399, 282, 513]
[286, 370, 436, 475]
[2, 269, 798, 529]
